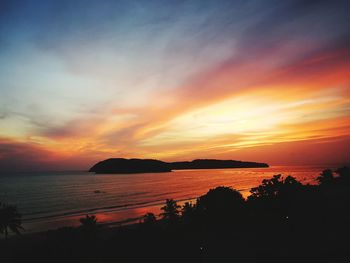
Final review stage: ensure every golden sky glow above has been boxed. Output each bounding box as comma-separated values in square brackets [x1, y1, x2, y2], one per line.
[0, 1, 349, 171]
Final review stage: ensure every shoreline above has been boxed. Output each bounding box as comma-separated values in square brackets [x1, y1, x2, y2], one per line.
[1, 166, 325, 234]
[21, 196, 199, 234]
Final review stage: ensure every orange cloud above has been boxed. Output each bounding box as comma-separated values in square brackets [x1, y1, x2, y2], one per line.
[1, 45, 349, 170]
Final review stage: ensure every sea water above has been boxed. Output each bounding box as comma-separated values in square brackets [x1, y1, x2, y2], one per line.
[0, 166, 328, 233]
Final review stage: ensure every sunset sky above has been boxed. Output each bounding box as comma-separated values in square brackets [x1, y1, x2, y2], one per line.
[0, 0, 349, 171]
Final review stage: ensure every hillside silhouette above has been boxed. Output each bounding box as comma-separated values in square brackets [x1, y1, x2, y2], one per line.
[89, 158, 269, 174]
[89, 158, 172, 173]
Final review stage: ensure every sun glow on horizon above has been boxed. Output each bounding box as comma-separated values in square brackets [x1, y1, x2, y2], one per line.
[0, 1, 350, 171]
[140, 85, 348, 146]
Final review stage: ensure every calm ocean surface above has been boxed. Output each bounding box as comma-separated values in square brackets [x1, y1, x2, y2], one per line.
[0, 166, 329, 233]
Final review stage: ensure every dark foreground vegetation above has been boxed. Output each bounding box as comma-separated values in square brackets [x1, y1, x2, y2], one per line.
[89, 158, 268, 173]
[1, 167, 350, 263]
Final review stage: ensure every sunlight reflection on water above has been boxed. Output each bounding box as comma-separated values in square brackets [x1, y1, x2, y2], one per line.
[0, 165, 328, 232]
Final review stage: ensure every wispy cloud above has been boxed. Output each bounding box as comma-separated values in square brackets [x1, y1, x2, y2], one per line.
[0, 0, 349, 170]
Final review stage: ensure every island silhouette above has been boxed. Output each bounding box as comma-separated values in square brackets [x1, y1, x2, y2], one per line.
[89, 158, 269, 174]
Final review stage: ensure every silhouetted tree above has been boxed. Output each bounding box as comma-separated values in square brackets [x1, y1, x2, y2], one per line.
[317, 169, 334, 185]
[0, 202, 24, 239]
[249, 175, 302, 200]
[142, 212, 157, 226]
[4, 168, 350, 263]
[248, 175, 304, 224]
[160, 199, 181, 222]
[181, 201, 196, 225]
[181, 202, 194, 217]
[196, 186, 245, 224]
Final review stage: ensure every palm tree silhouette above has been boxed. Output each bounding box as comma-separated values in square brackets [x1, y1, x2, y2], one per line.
[0, 202, 24, 240]
[160, 199, 181, 222]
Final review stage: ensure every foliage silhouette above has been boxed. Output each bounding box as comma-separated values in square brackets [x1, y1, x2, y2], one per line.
[0, 202, 24, 239]
[181, 201, 200, 227]
[160, 199, 181, 223]
[196, 186, 245, 225]
[142, 212, 157, 226]
[248, 174, 304, 222]
[3, 166, 350, 263]
[181, 202, 194, 218]
[249, 174, 302, 200]
[317, 169, 334, 185]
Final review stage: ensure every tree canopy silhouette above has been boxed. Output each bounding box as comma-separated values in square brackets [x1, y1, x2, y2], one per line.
[181, 202, 194, 218]
[160, 199, 181, 222]
[317, 169, 334, 185]
[0, 202, 24, 239]
[196, 186, 245, 223]
[142, 212, 157, 226]
[3, 167, 350, 262]
[249, 174, 302, 200]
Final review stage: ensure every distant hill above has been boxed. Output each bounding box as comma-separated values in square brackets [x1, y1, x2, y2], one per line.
[89, 158, 268, 174]
[169, 159, 269, 170]
[89, 158, 171, 174]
